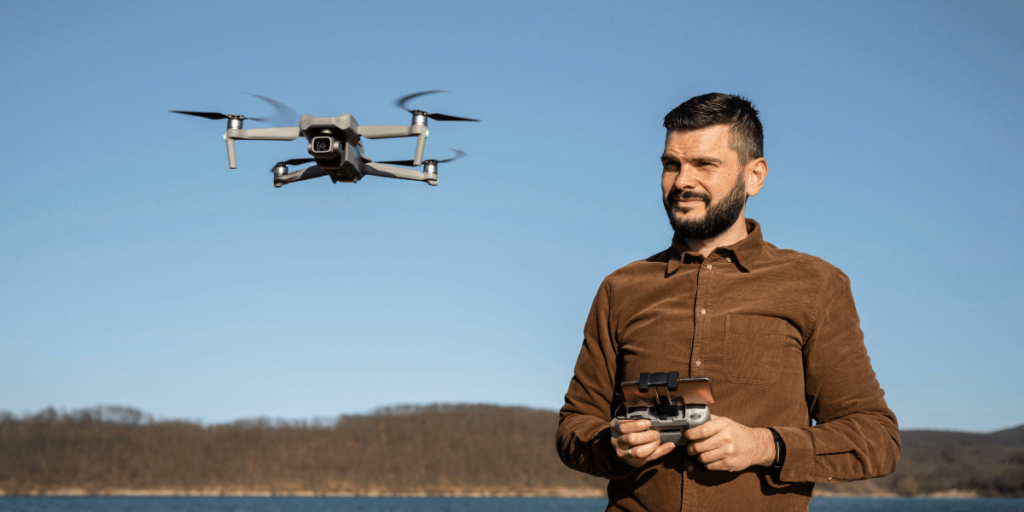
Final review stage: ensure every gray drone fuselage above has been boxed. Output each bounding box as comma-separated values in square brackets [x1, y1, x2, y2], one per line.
[223, 113, 438, 188]
[298, 113, 367, 184]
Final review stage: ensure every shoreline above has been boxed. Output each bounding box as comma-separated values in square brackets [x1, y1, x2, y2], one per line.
[813, 489, 982, 499]
[0, 488, 992, 499]
[0, 488, 606, 499]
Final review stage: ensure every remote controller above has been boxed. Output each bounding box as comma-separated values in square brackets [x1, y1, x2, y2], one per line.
[616, 372, 714, 445]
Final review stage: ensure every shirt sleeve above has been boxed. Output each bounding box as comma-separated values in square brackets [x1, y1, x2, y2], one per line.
[556, 280, 637, 479]
[769, 269, 901, 485]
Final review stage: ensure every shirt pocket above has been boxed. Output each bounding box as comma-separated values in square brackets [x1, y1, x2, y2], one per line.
[724, 314, 791, 386]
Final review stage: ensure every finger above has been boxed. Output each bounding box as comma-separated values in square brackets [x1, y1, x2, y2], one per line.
[617, 419, 652, 434]
[697, 447, 728, 466]
[705, 457, 738, 472]
[688, 425, 736, 455]
[616, 443, 628, 458]
[616, 438, 650, 459]
[628, 440, 662, 460]
[612, 430, 657, 451]
[610, 417, 637, 434]
[686, 436, 718, 456]
[624, 430, 661, 447]
[645, 442, 676, 462]
[684, 416, 725, 441]
[611, 435, 630, 451]
[696, 426, 739, 455]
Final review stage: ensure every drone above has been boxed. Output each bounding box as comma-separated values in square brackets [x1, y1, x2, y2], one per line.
[170, 91, 478, 188]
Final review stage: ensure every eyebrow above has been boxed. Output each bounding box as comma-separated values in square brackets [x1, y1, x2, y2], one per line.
[661, 154, 724, 165]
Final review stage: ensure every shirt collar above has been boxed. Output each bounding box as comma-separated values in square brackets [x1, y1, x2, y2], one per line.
[666, 218, 764, 275]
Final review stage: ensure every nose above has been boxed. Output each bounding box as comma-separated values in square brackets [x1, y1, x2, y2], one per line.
[673, 163, 699, 191]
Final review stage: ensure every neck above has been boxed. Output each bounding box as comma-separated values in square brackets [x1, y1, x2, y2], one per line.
[678, 214, 750, 257]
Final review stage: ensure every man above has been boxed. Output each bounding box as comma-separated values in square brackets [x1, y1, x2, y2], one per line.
[557, 93, 900, 511]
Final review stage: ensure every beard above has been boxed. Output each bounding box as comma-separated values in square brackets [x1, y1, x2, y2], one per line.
[664, 174, 747, 241]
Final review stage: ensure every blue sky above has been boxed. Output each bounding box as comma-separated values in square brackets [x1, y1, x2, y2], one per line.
[1, 1, 1021, 431]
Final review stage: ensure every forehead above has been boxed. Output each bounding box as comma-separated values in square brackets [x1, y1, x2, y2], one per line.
[663, 124, 735, 159]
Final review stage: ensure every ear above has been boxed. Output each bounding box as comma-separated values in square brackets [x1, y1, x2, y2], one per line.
[744, 157, 768, 197]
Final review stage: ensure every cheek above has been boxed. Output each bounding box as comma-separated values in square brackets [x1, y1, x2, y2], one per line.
[661, 173, 674, 197]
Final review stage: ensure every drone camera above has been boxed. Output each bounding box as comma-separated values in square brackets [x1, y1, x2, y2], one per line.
[311, 136, 335, 154]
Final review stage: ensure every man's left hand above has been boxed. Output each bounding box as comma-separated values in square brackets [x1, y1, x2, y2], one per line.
[683, 415, 776, 472]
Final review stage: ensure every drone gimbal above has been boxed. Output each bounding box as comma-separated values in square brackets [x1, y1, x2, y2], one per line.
[170, 91, 477, 188]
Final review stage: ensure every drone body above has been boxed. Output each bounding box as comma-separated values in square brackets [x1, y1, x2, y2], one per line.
[171, 91, 476, 188]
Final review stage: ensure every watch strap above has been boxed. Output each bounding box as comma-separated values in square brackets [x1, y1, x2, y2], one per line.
[766, 427, 786, 471]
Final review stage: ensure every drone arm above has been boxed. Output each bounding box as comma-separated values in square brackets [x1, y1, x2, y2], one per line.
[357, 125, 426, 139]
[363, 162, 436, 185]
[357, 125, 429, 166]
[273, 165, 328, 188]
[222, 127, 301, 169]
[227, 127, 302, 141]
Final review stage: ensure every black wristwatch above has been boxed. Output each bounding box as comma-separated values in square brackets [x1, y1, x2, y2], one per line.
[767, 428, 786, 471]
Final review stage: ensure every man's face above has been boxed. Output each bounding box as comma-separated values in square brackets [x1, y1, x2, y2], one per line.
[661, 125, 749, 241]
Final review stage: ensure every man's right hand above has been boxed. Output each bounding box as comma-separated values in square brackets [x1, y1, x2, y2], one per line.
[610, 417, 676, 467]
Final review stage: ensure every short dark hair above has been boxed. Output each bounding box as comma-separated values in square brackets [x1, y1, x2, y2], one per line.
[663, 93, 763, 164]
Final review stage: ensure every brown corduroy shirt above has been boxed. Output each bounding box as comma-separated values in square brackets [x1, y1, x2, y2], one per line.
[557, 219, 900, 512]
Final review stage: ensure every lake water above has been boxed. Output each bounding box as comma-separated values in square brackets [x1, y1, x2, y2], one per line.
[1, 496, 1023, 512]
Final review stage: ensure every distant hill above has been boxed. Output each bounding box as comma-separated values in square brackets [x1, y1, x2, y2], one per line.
[0, 404, 604, 497]
[1, 405, 1022, 497]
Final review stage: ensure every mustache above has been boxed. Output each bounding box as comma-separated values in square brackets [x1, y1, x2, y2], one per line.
[666, 189, 710, 207]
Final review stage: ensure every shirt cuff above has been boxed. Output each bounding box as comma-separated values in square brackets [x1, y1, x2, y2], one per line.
[763, 426, 814, 487]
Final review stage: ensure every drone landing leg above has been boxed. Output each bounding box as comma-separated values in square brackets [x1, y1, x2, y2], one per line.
[227, 138, 237, 169]
[413, 134, 426, 166]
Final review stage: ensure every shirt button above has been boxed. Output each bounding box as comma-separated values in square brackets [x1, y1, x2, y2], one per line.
[700, 309, 706, 315]
[725, 257, 732, 263]
[827, 477, 833, 481]
[695, 360, 702, 366]
[706, 264, 713, 270]
[687, 466, 694, 472]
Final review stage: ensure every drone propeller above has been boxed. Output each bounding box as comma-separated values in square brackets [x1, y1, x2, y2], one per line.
[396, 90, 480, 122]
[168, 110, 233, 120]
[170, 94, 298, 125]
[279, 158, 316, 166]
[377, 149, 466, 167]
